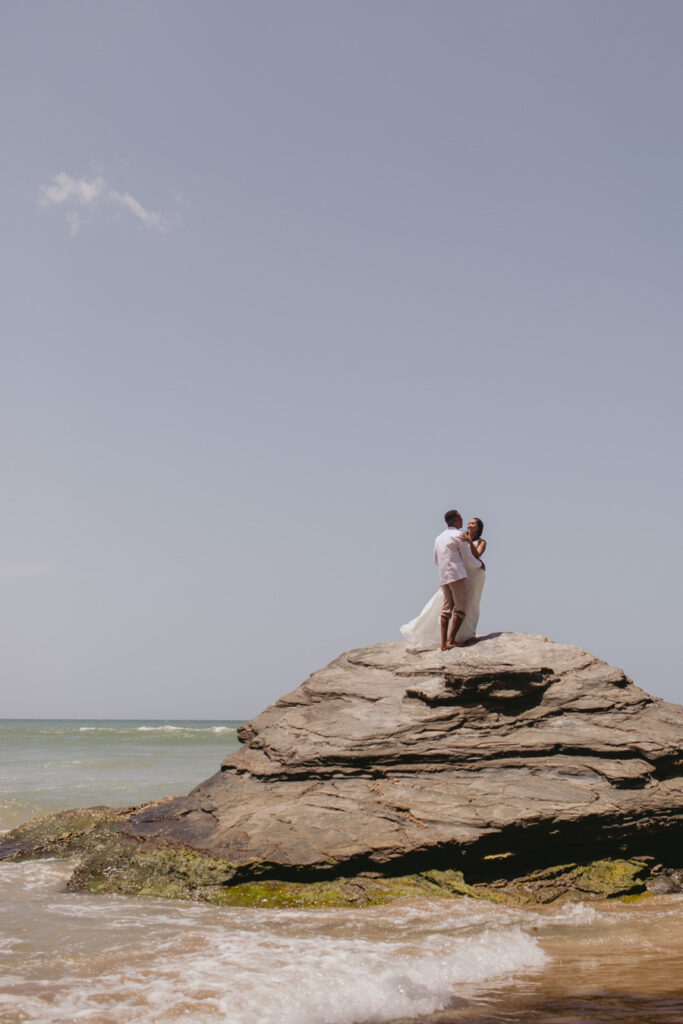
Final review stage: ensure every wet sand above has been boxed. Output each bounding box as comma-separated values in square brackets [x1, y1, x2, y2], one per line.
[405, 894, 683, 1024]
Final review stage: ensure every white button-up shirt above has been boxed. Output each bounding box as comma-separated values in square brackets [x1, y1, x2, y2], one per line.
[434, 527, 469, 585]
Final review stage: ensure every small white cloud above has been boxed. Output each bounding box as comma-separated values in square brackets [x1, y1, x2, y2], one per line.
[38, 172, 174, 233]
[39, 172, 107, 208]
[107, 188, 169, 230]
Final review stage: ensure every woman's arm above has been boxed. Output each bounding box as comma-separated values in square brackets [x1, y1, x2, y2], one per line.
[464, 536, 486, 557]
[465, 536, 486, 569]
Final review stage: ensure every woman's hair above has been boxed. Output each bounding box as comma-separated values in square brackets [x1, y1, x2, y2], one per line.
[470, 517, 484, 539]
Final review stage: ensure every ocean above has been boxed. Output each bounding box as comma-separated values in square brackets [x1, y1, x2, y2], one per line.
[1, 720, 682, 1024]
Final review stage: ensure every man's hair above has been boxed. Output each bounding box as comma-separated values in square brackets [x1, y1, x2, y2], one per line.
[444, 509, 460, 526]
[470, 517, 484, 539]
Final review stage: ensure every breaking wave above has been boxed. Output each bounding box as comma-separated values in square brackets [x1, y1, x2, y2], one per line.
[0, 863, 548, 1024]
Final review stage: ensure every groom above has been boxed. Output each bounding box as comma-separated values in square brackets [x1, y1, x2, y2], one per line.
[434, 509, 470, 651]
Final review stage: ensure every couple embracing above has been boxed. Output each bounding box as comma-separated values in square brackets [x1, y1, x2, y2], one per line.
[401, 510, 487, 652]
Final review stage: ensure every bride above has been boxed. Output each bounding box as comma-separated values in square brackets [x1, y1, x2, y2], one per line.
[401, 518, 486, 651]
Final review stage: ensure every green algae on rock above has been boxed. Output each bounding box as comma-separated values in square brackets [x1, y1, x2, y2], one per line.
[64, 846, 657, 906]
[0, 806, 134, 863]
[67, 842, 239, 900]
[0, 807, 657, 906]
[68, 849, 482, 906]
[477, 858, 650, 905]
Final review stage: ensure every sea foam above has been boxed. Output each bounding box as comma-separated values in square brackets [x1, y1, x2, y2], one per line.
[0, 863, 548, 1024]
[0, 922, 546, 1024]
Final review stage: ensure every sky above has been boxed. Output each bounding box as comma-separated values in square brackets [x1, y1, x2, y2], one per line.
[2, 1, 682, 719]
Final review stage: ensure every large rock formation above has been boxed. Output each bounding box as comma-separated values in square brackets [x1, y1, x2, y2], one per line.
[3, 632, 682, 904]
[125, 632, 683, 878]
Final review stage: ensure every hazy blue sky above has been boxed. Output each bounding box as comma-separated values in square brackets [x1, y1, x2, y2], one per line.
[2, 1, 682, 718]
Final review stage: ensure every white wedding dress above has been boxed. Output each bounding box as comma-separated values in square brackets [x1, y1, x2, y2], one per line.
[401, 545, 486, 650]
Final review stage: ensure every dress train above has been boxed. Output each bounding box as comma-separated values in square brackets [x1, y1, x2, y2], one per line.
[401, 565, 485, 650]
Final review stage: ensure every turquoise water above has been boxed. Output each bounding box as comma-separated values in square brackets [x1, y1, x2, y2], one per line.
[0, 719, 242, 830]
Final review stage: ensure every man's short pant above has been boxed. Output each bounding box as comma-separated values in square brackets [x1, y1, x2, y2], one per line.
[441, 578, 468, 620]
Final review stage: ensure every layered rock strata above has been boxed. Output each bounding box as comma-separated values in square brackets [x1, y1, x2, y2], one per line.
[125, 632, 683, 877]
[2, 632, 682, 904]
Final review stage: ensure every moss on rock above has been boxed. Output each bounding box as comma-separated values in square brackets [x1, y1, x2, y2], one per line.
[0, 806, 131, 862]
[64, 846, 651, 907]
[220, 871, 481, 908]
[0, 807, 658, 908]
[476, 858, 649, 904]
[68, 843, 239, 900]
[569, 858, 649, 896]
[68, 847, 479, 906]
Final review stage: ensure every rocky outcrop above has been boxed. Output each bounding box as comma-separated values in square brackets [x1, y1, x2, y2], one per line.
[124, 632, 683, 876]
[2, 632, 682, 905]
